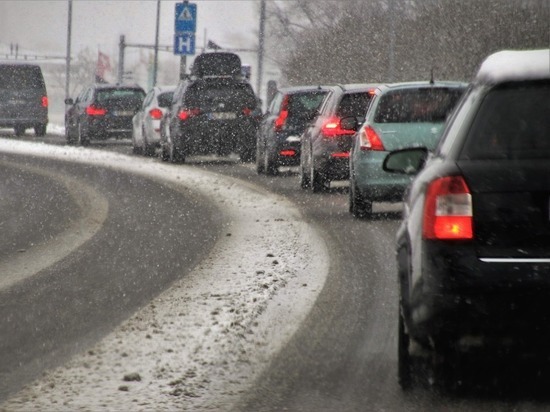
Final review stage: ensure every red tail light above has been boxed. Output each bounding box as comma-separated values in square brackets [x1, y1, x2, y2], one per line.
[149, 108, 163, 120]
[242, 107, 252, 116]
[321, 116, 356, 138]
[178, 108, 200, 121]
[274, 95, 289, 132]
[279, 149, 296, 157]
[86, 105, 106, 116]
[41, 96, 48, 107]
[423, 176, 473, 240]
[359, 125, 385, 151]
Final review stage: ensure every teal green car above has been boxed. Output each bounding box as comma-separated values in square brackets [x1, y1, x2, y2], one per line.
[349, 81, 467, 217]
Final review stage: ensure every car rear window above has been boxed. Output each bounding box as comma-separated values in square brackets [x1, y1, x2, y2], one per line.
[461, 81, 550, 160]
[288, 91, 327, 119]
[157, 91, 174, 107]
[96, 88, 145, 106]
[0, 65, 45, 90]
[374, 88, 464, 123]
[336, 92, 375, 118]
[185, 81, 257, 111]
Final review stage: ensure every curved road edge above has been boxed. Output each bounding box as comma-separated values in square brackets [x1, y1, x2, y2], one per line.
[0, 138, 330, 411]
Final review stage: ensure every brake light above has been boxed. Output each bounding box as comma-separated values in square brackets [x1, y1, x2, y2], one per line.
[359, 126, 385, 151]
[274, 95, 289, 131]
[86, 105, 106, 116]
[321, 116, 356, 138]
[242, 107, 252, 116]
[279, 149, 296, 157]
[423, 176, 473, 240]
[41, 96, 48, 107]
[149, 108, 163, 120]
[178, 108, 200, 121]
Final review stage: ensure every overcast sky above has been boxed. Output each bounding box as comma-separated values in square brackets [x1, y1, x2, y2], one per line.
[0, 1, 259, 62]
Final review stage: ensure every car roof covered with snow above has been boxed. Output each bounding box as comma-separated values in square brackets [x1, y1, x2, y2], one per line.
[475, 49, 550, 84]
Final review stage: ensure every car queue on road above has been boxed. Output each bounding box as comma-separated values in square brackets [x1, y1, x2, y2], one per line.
[60, 48, 550, 392]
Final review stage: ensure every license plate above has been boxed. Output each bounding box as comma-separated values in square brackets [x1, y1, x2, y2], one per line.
[209, 112, 236, 120]
[114, 110, 133, 116]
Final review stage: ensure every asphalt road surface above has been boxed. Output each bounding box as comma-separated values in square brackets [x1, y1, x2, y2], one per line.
[2, 132, 550, 411]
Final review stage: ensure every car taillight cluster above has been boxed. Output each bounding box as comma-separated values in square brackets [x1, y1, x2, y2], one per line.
[149, 108, 163, 120]
[358, 125, 385, 151]
[242, 107, 252, 116]
[423, 175, 473, 240]
[274, 95, 289, 132]
[86, 105, 106, 116]
[178, 108, 200, 121]
[41, 96, 48, 108]
[321, 116, 356, 138]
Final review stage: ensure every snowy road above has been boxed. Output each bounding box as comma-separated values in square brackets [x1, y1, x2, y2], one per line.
[0, 139, 328, 411]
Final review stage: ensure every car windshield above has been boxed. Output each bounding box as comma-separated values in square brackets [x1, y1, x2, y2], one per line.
[461, 81, 550, 160]
[374, 88, 464, 123]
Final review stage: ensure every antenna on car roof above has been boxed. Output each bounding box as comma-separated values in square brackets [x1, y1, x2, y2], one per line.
[430, 68, 435, 85]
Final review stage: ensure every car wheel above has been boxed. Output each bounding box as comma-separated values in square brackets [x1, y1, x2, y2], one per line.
[34, 124, 47, 137]
[299, 159, 310, 189]
[132, 130, 142, 155]
[240, 146, 255, 163]
[310, 160, 326, 193]
[169, 138, 185, 163]
[398, 309, 413, 390]
[255, 141, 265, 174]
[78, 122, 90, 146]
[264, 148, 278, 176]
[14, 125, 26, 136]
[65, 124, 75, 145]
[349, 178, 372, 218]
[159, 143, 169, 162]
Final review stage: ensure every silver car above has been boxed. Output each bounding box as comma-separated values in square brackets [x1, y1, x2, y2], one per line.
[132, 86, 176, 156]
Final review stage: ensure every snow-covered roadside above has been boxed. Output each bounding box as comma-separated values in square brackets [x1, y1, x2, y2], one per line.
[0, 139, 329, 411]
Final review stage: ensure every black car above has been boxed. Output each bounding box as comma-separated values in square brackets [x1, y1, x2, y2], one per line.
[160, 52, 260, 163]
[0, 62, 48, 136]
[383, 49, 550, 389]
[256, 85, 330, 175]
[300, 83, 378, 192]
[65, 83, 145, 145]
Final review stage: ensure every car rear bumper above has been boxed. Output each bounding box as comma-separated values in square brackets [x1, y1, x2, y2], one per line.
[409, 240, 550, 348]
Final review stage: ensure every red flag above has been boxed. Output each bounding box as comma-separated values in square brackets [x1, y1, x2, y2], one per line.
[95, 51, 111, 83]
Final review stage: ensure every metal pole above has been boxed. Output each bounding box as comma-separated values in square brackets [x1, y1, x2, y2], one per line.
[180, 56, 186, 80]
[118, 35, 125, 83]
[256, 0, 266, 96]
[153, 0, 161, 86]
[65, 0, 72, 99]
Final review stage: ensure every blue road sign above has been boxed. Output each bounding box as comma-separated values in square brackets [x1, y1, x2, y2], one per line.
[174, 32, 196, 55]
[175, 3, 197, 33]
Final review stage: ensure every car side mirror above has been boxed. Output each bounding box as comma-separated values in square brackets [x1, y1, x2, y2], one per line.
[383, 147, 429, 175]
[64, 98, 74, 105]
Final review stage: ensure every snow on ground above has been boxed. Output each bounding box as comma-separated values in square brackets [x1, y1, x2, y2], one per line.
[0, 139, 329, 411]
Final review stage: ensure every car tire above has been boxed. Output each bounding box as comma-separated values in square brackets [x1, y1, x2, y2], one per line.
[255, 142, 265, 174]
[14, 125, 26, 136]
[299, 159, 310, 189]
[239, 145, 255, 163]
[310, 161, 326, 193]
[349, 178, 372, 217]
[264, 149, 278, 176]
[398, 309, 413, 390]
[78, 122, 90, 146]
[65, 124, 75, 145]
[34, 124, 47, 137]
[169, 139, 185, 164]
